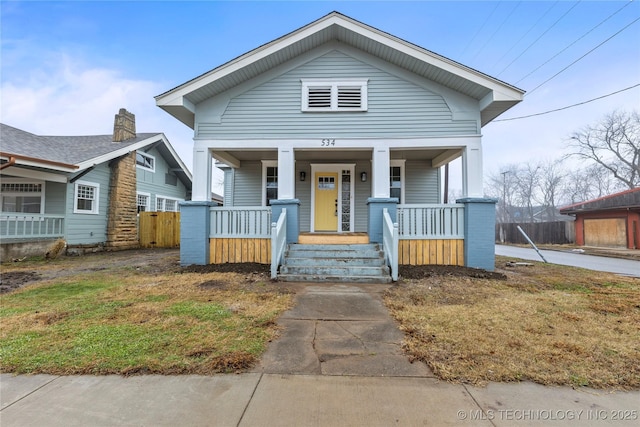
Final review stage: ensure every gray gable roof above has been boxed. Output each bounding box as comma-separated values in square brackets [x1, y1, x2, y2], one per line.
[0, 123, 157, 165]
[0, 123, 192, 189]
[156, 11, 524, 128]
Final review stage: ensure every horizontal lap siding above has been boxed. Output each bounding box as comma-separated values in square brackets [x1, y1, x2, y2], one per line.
[65, 164, 110, 245]
[231, 161, 264, 206]
[197, 50, 478, 139]
[398, 239, 464, 266]
[44, 182, 67, 215]
[209, 238, 271, 264]
[404, 161, 439, 204]
[136, 147, 188, 205]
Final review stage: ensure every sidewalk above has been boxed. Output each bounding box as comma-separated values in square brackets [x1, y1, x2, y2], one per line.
[2, 284, 639, 426]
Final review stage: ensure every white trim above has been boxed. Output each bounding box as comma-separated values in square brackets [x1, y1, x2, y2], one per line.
[136, 191, 151, 213]
[194, 136, 481, 150]
[261, 160, 278, 206]
[73, 180, 100, 215]
[390, 160, 406, 204]
[156, 195, 182, 212]
[136, 151, 156, 172]
[0, 166, 68, 183]
[310, 163, 355, 233]
[0, 178, 46, 215]
[301, 78, 368, 112]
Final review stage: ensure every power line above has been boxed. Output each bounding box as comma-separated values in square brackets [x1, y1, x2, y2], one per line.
[496, 0, 582, 77]
[526, 16, 640, 96]
[462, 2, 500, 56]
[515, 0, 635, 85]
[493, 1, 559, 74]
[493, 84, 640, 122]
[470, 1, 523, 63]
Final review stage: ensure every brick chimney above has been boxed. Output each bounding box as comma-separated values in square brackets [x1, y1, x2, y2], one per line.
[106, 108, 139, 250]
[113, 108, 136, 142]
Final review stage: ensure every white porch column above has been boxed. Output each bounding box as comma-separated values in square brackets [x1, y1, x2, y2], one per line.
[277, 147, 295, 199]
[192, 148, 212, 201]
[372, 147, 390, 198]
[462, 142, 484, 198]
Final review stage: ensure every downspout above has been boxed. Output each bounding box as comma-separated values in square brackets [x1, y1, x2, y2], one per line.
[0, 156, 17, 170]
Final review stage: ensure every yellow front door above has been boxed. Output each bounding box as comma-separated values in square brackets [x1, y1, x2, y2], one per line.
[314, 172, 338, 231]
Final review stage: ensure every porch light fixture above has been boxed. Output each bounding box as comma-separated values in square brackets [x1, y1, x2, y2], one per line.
[300, 171, 306, 181]
[360, 172, 367, 182]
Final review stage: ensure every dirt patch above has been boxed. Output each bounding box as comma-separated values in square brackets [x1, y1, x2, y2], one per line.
[399, 264, 507, 281]
[183, 262, 270, 275]
[1, 249, 181, 293]
[0, 271, 41, 294]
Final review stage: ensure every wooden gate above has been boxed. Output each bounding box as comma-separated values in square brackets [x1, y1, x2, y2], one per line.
[139, 212, 180, 248]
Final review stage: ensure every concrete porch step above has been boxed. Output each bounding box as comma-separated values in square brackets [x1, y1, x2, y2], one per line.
[277, 243, 391, 284]
[280, 265, 390, 277]
[283, 257, 385, 267]
[276, 273, 392, 284]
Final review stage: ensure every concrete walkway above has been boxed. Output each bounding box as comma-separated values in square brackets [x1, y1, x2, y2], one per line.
[2, 283, 639, 426]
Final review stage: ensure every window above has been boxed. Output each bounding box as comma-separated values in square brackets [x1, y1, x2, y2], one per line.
[390, 161, 405, 204]
[0, 181, 44, 214]
[136, 152, 155, 172]
[156, 196, 180, 212]
[74, 181, 99, 214]
[301, 79, 368, 112]
[137, 193, 150, 213]
[262, 161, 278, 206]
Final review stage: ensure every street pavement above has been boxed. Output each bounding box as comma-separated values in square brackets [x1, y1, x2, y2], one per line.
[496, 245, 640, 277]
[2, 283, 639, 426]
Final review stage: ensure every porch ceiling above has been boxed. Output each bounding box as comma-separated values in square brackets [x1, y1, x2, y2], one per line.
[213, 148, 461, 165]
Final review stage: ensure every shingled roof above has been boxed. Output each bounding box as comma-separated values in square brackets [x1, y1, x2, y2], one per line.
[1, 123, 158, 166]
[559, 188, 640, 214]
[0, 123, 192, 188]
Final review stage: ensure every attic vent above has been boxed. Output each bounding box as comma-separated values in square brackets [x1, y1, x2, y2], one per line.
[301, 79, 368, 112]
[308, 87, 331, 108]
[337, 86, 362, 108]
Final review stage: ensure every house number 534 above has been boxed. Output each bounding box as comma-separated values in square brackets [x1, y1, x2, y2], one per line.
[321, 139, 336, 146]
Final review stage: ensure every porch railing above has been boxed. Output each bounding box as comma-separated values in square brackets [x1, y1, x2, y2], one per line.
[397, 204, 464, 239]
[270, 209, 287, 279]
[0, 214, 65, 240]
[209, 207, 272, 238]
[382, 208, 399, 281]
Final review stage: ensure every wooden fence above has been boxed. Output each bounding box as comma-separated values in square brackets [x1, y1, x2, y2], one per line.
[496, 221, 575, 245]
[139, 212, 180, 248]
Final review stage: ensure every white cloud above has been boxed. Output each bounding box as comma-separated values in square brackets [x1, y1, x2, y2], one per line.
[0, 54, 227, 194]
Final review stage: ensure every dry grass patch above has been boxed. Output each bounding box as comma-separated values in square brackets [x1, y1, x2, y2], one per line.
[385, 257, 640, 390]
[0, 252, 292, 375]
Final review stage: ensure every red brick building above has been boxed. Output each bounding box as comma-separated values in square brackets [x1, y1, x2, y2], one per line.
[560, 188, 640, 249]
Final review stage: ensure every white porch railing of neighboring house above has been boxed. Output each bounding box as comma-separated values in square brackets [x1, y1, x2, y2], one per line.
[396, 204, 465, 239]
[0, 214, 65, 240]
[270, 209, 287, 279]
[382, 208, 399, 281]
[209, 207, 272, 238]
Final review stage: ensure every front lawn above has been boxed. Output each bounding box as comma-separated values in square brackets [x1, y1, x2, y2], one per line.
[0, 253, 292, 375]
[386, 257, 640, 390]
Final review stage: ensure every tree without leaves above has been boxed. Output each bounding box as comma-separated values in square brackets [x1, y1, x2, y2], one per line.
[566, 110, 640, 189]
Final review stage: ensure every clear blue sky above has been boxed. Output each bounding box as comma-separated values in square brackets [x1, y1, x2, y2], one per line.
[2, 1, 639, 194]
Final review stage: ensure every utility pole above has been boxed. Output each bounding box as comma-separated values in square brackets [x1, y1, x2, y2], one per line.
[500, 171, 510, 243]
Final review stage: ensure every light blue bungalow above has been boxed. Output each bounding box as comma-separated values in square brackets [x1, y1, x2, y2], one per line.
[0, 109, 192, 260]
[156, 12, 524, 281]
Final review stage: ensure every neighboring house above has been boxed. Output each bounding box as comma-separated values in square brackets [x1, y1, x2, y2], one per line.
[155, 12, 524, 275]
[560, 188, 640, 249]
[0, 109, 192, 260]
